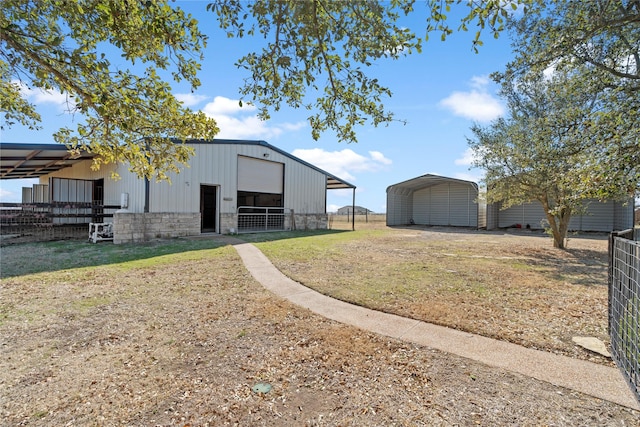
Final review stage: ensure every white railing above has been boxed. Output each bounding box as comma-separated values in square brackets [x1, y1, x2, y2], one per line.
[237, 206, 291, 233]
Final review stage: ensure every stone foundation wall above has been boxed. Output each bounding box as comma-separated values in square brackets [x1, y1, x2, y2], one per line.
[114, 212, 200, 244]
[292, 214, 328, 231]
[220, 213, 237, 234]
[112, 212, 327, 243]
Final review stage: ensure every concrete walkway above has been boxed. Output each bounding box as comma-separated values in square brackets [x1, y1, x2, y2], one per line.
[230, 241, 639, 410]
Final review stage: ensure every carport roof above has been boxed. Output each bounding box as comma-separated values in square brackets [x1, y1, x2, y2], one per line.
[0, 143, 96, 179]
[387, 174, 478, 193]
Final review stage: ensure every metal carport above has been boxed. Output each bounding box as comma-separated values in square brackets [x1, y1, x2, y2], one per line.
[386, 174, 479, 227]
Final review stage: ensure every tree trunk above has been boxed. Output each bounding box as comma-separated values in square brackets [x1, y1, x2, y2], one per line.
[540, 199, 572, 250]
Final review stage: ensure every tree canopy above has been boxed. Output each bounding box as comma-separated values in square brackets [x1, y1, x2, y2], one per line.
[1, 0, 528, 180]
[1, 0, 219, 181]
[207, 0, 528, 143]
[5, 0, 637, 193]
[505, 0, 640, 197]
[468, 67, 627, 249]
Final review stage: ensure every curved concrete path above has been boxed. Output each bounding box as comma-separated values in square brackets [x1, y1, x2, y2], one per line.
[231, 241, 639, 410]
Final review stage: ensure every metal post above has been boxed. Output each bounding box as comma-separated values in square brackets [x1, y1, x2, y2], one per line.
[352, 188, 356, 231]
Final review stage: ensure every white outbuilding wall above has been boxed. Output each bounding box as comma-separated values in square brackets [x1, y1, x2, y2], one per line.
[40, 139, 354, 238]
[487, 199, 635, 232]
[387, 175, 479, 227]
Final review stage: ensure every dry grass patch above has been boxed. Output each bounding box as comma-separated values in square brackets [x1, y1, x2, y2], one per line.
[1, 235, 638, 425]
[255, 225, 613, 365]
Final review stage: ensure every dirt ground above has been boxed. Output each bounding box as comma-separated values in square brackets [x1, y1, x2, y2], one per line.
[1, 229, 639, 426]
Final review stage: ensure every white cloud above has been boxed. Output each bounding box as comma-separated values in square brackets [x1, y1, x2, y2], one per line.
[439, 76, 504, 122]
[454, 171, 482, 183]
[454, 148, 475, 166]
[14, 79, 74, 112]
[0, 187, 14, 201]
[370, 150, 393, 165]
[203, 96, 255, 115]
[291, 148, 392, 181]
[327, 204, 340, 213]
[175, 93, 208, 107]
[201, 96, 305, 140]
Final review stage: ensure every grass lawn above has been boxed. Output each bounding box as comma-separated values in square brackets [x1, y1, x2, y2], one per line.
[1, 226, 634, 425]
[249, 224, 612, 365]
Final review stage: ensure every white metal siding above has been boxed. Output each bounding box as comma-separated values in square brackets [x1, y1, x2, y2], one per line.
[449, 185, 476, 226]
[42, 142, 333, 217]
[33, 184, 49, 202]
[580, 200, 613, 232]
[386, 189, 411, 225]
[523, 202, 547, 228]
[45, 161, 142, 210]
[495, 199, 629, 232]
[389, 179, 478, 227]
[498, 202, 546, 229]
[613, 199, 635, 230]
[429, 184, 449, 225]
[237, 156, 284, 193]
[283, 158, 326, 214]
[22, 187, 32, 203]
[412, 187, 430, 224]
[149, 143, 328, 215]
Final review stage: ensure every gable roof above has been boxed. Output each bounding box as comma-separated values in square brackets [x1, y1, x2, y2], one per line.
[0, 139, 356, 190]
[387, 174, 478, 193]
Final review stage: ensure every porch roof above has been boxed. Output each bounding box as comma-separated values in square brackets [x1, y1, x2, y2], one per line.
[0, 143, 95, 179]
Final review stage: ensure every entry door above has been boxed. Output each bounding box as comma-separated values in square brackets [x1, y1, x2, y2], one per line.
[200, 185, 217, 232]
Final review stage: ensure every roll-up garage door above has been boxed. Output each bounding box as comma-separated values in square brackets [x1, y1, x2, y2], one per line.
[237, 156, 284, 193]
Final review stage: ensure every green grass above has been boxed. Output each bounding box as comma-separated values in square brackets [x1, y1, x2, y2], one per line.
[0, 238, 229, 278]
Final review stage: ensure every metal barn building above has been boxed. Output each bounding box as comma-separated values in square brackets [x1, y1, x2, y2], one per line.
[486, 199, 635, 232]
[386, 174, 480, 227]
[1, 140, 355, 243]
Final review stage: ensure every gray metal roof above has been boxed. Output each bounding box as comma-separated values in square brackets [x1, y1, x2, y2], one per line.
[0, 143, 96, 179]
[0, 140, 356, 190]
[387, 174, 478, 193]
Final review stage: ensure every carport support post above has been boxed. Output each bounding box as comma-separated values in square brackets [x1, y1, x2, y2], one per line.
[351, 188, 355, 231]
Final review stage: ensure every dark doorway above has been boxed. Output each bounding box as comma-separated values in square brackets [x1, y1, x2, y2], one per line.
[92, 178, 104, 222]
[200, 185, 217, 232]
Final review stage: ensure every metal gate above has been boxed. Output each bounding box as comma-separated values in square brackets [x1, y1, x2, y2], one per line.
[609, 229, 640, 404]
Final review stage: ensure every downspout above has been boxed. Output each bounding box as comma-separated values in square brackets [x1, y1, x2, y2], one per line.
[144, 139, 150, 213]
[144, 177, 150, 213]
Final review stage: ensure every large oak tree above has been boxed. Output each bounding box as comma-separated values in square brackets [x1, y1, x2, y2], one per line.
[1, 0, 219, 181]
[505, 0, 640, 198]
[1, 0, 527, 179]
[469, 66, 634, 249]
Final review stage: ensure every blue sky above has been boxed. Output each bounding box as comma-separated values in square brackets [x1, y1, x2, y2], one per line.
[0, 1, 517, 212]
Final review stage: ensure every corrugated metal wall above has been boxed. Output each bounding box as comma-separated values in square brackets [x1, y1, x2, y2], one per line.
[428, 184, 449, 225]
[412, 187, 430, 224]
[386, 188, 412, 225]
[387, 180, 478, 227]
[490, 198, 634, 232]
[42, 142, 330, 218]
[497, 202, 546, 229]
[449, 184, 477, 226]
[613, 200, 635, 231]
[148, 143, 328, 215]
[43, 161, 143, 211]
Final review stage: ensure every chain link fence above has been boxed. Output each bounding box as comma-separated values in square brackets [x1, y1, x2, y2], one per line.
[609, 228, 640, 405]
